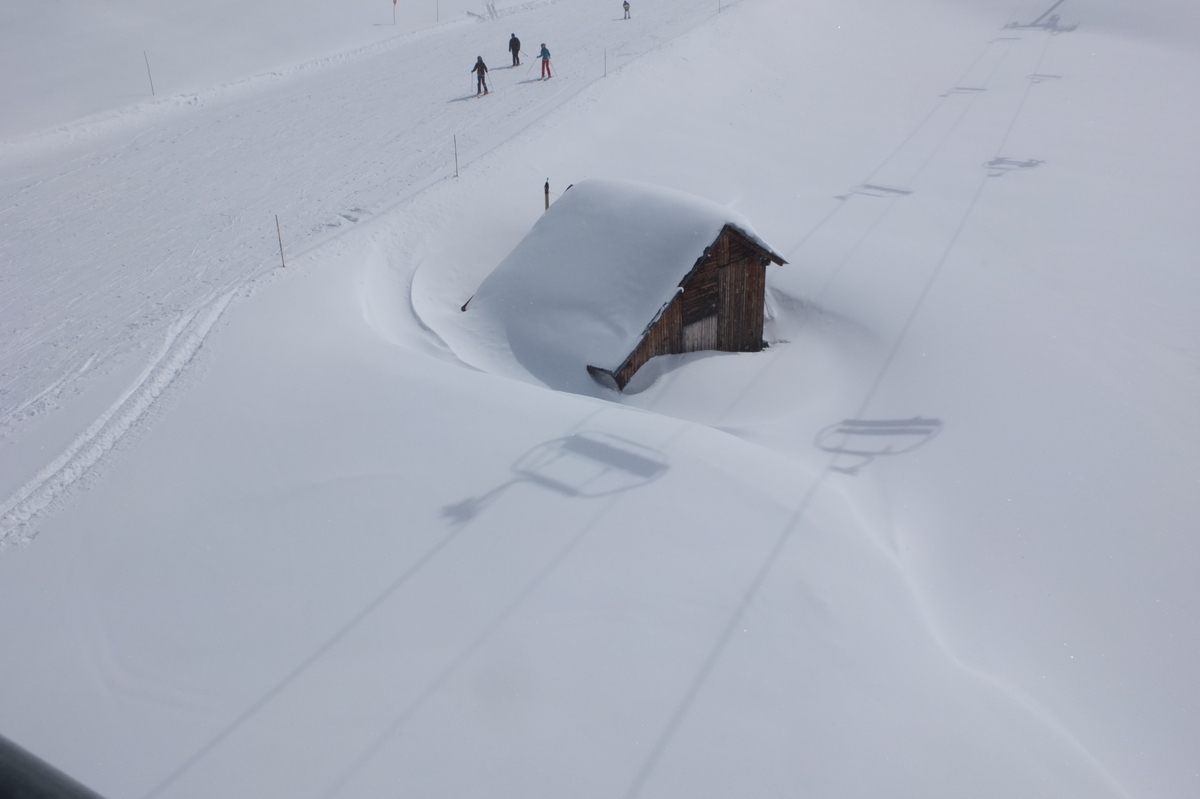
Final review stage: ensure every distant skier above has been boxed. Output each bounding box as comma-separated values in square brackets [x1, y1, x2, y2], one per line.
[472, 56, 489, 95]
[623, 1, 630, 20]
[539, 43, 552, 79]
[509, 34, 521, 66]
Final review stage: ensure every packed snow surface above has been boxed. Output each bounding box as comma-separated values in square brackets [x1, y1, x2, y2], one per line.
[465, 178, 780, 391]
[0, 1, 1197, 799]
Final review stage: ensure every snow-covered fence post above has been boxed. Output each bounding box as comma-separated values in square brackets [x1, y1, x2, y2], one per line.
[275, 215, 287, 268]
[144, 51, 156, 96]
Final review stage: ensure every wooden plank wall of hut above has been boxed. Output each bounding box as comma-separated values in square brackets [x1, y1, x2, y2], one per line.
[681, 259, 720, 325]
[609, 226, 770, 387]
[613, 296, 682, 387]
[717, 230, 767, 352]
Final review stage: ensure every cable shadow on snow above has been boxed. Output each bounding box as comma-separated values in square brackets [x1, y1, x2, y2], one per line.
[441, 431, 669, 525]
[141, 413, 646, 799]
[318, 433, 671, 797]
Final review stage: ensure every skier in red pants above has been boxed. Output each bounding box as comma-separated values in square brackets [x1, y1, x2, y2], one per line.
[539, 44, 552, 79]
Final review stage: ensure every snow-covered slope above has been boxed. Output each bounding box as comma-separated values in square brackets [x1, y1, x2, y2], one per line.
[0, 0, 731, 528]
[1, 1, 1197, 798]
[0, 0, 530, 142]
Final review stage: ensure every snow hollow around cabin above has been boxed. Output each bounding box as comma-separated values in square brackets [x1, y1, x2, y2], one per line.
[459, 179, 783, 394]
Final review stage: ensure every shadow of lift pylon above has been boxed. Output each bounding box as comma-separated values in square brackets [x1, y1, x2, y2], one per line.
[442, 432, 670, 524]
[816, 417, 944, 475]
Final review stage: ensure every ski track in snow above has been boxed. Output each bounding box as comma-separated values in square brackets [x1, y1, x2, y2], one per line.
[0, 290, 233, 547]
[0, 0, 734, 543]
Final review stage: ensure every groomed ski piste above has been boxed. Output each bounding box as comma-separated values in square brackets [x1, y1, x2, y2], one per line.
[1, 1, 1197, 798]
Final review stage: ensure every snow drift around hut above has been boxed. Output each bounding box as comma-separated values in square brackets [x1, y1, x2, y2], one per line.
[465, 179, 777, 393]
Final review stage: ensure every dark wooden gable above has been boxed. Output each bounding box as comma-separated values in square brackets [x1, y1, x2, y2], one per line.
[588, 225, 786, 390]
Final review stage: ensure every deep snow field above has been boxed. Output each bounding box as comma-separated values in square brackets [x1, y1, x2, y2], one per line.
[1, 1, 1197, 798]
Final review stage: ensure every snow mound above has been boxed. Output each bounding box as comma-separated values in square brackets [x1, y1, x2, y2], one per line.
[464, 178, 778, 393]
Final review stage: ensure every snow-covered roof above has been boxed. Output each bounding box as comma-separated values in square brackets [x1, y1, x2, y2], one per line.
[466, 178, 783, 390]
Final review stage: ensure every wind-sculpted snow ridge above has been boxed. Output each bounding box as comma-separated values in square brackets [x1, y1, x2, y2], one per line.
[0, 291, 234, 549]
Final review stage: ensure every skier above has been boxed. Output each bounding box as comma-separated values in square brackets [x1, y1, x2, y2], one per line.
[623, 1, 630, 20]
[472, 56, 489, 95]
[539, 43, 552, 79]
[509, 34, 521, 66]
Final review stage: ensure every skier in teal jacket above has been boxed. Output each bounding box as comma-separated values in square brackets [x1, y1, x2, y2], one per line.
[539, 44, 552, 79]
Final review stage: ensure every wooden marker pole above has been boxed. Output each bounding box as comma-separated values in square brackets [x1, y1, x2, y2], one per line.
[544, 179, 549, 210]
[144, 51, 156, 96]
[276, 215, 287, 267]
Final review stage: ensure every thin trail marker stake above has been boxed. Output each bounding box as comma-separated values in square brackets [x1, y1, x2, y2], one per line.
[544, 179, 549, 210]
[454, 135, 459, 178]
[144, 50, 156, 96]
[393, 0, 397, 25]
[275, 215, 286, 268]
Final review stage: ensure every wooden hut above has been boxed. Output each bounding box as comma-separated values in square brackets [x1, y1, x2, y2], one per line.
[587, 223, 785, 390]
[464, 179, 787, 394]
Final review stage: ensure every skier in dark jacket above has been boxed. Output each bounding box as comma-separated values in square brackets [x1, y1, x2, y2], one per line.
[472, 56, 489, 95]
[623, 1, 631, 19]
[509, 34, 521, 66]
[539, 44, 552, 79]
